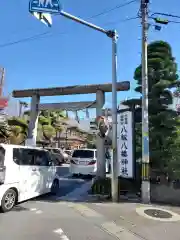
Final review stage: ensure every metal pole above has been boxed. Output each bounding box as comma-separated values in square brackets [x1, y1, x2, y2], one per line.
[111, 30, 119, 202]
[141, 0, 150, 204]
[60, 11, 107, 35]
[96, 90, 105, 178]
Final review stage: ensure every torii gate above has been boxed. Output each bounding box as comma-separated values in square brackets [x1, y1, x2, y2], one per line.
[12, 81, 130, 178]
[39, 100, 96, 121]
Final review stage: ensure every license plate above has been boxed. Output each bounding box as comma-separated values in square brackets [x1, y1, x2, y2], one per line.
[79, 161, 87, 165]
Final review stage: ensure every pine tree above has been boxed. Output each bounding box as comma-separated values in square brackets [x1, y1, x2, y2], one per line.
[124, 41, 180, 174]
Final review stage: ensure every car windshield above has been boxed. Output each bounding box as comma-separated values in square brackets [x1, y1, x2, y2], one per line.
[72, 150, 94, 158]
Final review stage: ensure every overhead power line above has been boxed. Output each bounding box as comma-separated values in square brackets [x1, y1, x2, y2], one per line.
[148, 12, 180, 29]
[0, 15, 138, 49]
[0, 32, 50, 49]
[103, 16, 139, 27]
[151, 12, 180, 19]
[88, 0, 138, 19]
[0, 31, 67, 49]
[0, 0, 139, 49]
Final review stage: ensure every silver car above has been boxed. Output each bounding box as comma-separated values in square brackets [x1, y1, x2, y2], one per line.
[45, 148, 64, 165]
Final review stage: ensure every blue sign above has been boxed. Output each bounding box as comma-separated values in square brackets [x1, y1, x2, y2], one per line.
[29, 0, 61, 14]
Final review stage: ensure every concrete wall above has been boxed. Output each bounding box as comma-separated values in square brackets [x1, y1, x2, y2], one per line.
[151, 183, 180, 205]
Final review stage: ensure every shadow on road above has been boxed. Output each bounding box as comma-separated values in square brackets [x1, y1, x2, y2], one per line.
[12, 205, 30, 212]
[30, 170, 95, 204]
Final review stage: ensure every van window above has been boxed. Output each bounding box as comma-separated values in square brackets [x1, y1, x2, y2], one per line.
[13, 148, 51, 166]
[34, 150, 49, 166]
[0, 147, 5, 166]
[72, 150, 94, 158]
[20, 149, 35, 165]
[13, 148, 35, 165]
[13, 148, 21, 165]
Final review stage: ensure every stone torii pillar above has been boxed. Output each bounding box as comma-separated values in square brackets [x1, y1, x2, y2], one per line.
[96, 90, 106, 178]
[25, 94, 40, 146]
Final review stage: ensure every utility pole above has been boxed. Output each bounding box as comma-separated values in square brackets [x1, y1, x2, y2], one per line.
[141, 0, 150, 203]
[111, 30, 119, 202]
[0, 68, 5, 97]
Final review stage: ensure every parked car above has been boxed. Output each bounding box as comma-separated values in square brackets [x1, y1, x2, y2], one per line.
[63, 150, 72, 163]
[69, 149, 111, 176]
[0, 144, 60, 212]
[64, 150, 72, 156]
[45, 147, 65, 165]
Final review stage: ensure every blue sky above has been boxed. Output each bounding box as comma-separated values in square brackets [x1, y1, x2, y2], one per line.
[0, 0, 180, 118]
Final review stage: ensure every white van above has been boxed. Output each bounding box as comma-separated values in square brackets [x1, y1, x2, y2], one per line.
[70, 149, 97, 176]
[70, 149, 111, 176]
[0, 144, 60, 212]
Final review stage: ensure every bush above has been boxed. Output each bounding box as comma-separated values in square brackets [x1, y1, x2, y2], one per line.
[91, 177, 140, 196]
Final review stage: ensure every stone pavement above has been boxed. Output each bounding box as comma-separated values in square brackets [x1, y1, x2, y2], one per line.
[81, 199, 180, 240]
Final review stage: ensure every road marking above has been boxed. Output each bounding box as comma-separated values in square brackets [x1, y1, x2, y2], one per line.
[69, 203, 103, 218]
[54, 228, 69, 240]
[30, 208, 37, 211]
[30, 208, 42, 214]
[57, 202, 141, 239]
[35, 210, 43, 214]
[101, 221, 140, 240]
[101, 221, 124, 233]
[67, 203, 141, 239]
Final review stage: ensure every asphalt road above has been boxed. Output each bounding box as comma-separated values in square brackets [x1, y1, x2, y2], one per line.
[0, 199, 116, 240]
[0, 164, 116, 240]
[54, 164, 93, 200]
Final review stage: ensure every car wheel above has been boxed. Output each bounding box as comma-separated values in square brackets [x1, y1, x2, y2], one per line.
[51, 179, 59, 195]
[1, 189, 17, 213]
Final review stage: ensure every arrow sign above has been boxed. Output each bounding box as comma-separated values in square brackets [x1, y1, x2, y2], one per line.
[32, 12, 52, 27]
[29, 0, 62, 14]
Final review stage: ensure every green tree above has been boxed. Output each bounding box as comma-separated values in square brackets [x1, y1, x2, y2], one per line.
[8, 117, 28, 145]
[0, 110, 66, 145]
[38, 110, 66, 144]
[0, 116, 11, 143]
[86, 133, 96, 148]
[124, 41, 180, 173]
